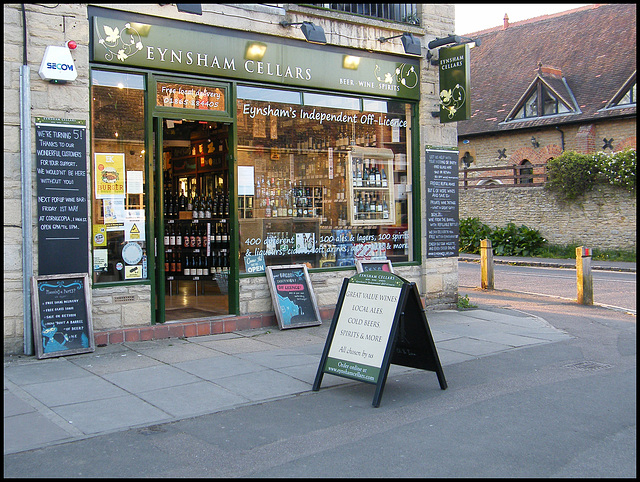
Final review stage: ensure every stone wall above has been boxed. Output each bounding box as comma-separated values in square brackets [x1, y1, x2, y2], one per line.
[459, 185, 636, 250]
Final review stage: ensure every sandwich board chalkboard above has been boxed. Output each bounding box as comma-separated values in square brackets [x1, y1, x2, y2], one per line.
[31, 273, 95, 359]
[266, 264, 322, 330]
[313, 270, 446, 407]
[356, 259, 394, 273]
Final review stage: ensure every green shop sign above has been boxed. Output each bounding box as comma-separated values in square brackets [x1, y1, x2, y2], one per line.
[438, 44, 471, 123]
[91, 15, 420, 100]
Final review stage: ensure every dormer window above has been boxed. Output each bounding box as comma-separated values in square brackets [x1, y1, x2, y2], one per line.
[512, 84, 571, 119]
[603, 71, 636, 110]
[613, 81, 635, 106]
[505, 65, 578, 122]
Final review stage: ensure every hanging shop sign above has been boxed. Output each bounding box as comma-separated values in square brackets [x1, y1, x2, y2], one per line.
[35, 118, 89, 276]
[438, 44, 471, 123]
[90, 12, 420, 100]
[313, 271, 447, 407]
[425, 148, 459, 258]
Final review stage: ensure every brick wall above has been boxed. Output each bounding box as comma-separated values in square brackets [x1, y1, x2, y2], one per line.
[460, 185, 636, 250]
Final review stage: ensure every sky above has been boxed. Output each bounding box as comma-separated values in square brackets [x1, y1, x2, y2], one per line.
[454, 4, 592, 35]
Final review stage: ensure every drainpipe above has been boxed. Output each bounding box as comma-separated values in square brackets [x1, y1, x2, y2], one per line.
[20, 4, 34, 355]
[555, 126, 565, 151]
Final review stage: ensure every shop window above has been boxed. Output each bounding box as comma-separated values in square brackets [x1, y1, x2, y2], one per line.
[236, 85, 413, 272]
[90, 70, 147, 283]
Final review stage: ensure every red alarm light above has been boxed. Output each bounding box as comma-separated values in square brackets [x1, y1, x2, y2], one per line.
[67, 40, 77, 50]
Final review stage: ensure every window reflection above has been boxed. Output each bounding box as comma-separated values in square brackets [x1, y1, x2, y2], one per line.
[91, 70, 147, 283]
[236, 86, 412, 272]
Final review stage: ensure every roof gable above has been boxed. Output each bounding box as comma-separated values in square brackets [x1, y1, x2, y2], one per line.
[457, 3, 637, 137]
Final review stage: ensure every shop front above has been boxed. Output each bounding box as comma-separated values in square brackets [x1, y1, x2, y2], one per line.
[89, 6, 421, 329]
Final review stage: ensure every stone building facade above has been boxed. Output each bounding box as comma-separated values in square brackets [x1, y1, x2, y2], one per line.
[4, 4, 459, 354]
[456, 4, 636, 249]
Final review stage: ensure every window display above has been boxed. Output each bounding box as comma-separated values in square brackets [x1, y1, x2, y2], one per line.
[91, 70, 147, 283]
[236, 86, 413, 272]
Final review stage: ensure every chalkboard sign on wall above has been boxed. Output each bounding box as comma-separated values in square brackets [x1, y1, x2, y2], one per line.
[35, 118, 89, 275]
[31, 273, 95, 359]
[266, 265, 322, 330]
[425, 148, 459, 258]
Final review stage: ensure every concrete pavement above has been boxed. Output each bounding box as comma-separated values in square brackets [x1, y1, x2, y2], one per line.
[4, 307, 572, 456]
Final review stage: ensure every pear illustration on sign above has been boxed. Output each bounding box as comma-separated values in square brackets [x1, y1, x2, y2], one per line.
[39, 46, 77, 82]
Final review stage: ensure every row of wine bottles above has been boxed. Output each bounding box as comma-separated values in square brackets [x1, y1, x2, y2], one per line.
[164, 249, 229, 277]
[164, 190, 230, 219]
[164, 221, 229, 250]
[352, 158, 388, 188]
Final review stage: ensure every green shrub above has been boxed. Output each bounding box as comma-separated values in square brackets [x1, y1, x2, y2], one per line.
[459, 218, 546, 256]
[459, 217, 492, 254]
[489, 223, 546, 256]
[546, 148, 636, 200]
[593, 148, 636, 192]
[545, 151, 599, 200]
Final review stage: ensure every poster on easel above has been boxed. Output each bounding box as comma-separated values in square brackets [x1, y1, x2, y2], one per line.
[313, 271, 446, 407]
[31, 273, 95, 359]
[266, 265, 322, 330]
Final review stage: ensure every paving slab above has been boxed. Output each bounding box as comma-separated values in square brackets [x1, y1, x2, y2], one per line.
[50, 395, 173, 434]
[135, 381, 250, 418]
[103, 364, 201, 394]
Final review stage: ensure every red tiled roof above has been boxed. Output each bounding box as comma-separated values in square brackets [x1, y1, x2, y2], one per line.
[457, 3, 637, 137]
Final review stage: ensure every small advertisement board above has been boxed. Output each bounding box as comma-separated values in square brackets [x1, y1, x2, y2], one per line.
[314, 271, 446, 407]
[266, 265, 322, 330]
[31, 273, 95, 359]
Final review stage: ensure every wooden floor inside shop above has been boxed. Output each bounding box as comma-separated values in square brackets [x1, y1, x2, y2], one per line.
[164, 279, 229, 321]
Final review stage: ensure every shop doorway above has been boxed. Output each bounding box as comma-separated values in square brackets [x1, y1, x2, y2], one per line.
[158, 118, 231, 322]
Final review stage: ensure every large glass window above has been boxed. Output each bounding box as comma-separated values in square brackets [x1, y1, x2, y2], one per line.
[90, 70, 147, 283]
[236, 85, 413, 272]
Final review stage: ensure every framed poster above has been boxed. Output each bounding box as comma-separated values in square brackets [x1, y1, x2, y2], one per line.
[356, 259, 394, 273]
[31, 273, 95, 359]
[266, 264, 322, 330]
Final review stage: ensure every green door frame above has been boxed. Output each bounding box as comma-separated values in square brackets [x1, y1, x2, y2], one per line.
[150, 74, 239, 324]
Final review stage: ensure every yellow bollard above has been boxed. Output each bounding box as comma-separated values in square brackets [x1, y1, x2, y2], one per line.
[480, 239, 494, 290]
[576, 246, 593, 305]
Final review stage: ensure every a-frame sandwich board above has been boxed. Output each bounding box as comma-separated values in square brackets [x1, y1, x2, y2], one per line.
[313, 271, 446, 407]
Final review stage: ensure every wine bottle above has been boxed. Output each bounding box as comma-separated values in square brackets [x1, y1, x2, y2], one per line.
[204, 194, 212, 219]
[196, 255, 203, 276]
[190, 224, 196, 248]
[170, 252, 176, 273]
[183, 224, 190, 249]
[169, 224, 176, 246]
[183, 254, 190, 276]
[198, 194, 205, 219]
[203, 254, 209, 277]
[195, 223, 201, 248]
[164, 225, 169, 246]
[176, 250, 182, 273]
[175, 224, 182, 247]
[192, 194, 199, 219]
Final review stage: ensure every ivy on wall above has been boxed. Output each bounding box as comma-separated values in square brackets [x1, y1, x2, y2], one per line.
[545, 148, 636, 200]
